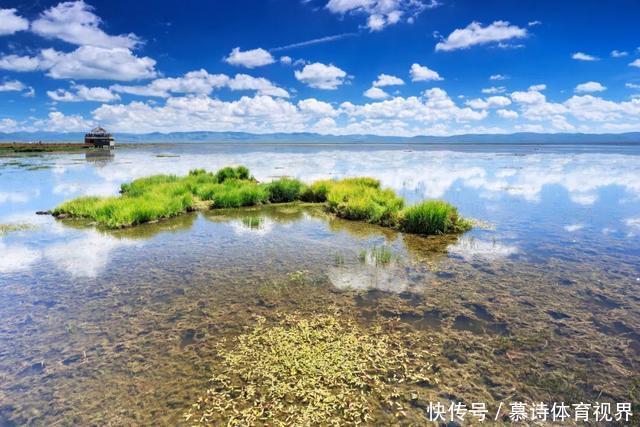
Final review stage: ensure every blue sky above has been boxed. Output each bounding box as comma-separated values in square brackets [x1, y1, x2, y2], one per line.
[0, 0, 639, 136]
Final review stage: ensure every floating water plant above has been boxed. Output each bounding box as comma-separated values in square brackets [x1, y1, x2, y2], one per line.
[52, 166, 471, 235]
[185, 314, 434, 425]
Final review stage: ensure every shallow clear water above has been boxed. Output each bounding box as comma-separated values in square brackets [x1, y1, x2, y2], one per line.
[0, 143, 639, 425]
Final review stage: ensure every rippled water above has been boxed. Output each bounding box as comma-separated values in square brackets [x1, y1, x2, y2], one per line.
[0, 143, 639, 425]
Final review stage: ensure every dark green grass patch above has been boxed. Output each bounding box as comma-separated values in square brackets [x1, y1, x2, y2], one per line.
[266, 177, 306, 203]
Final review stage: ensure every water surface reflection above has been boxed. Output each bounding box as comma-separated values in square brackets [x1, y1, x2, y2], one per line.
[0, 143, 639, 424]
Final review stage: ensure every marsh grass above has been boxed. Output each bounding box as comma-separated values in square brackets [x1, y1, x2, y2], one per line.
[400, 200, 471, 235]
[266, 177, 306, 203]
[370, 245, 393, 265]
[185, 314, 434, 425]
[358, 245, 395, 266]
[53, 166, 471, 234]
[53, 167, 263, 228]
[325, 178, 404, 226]
[300, 179, 333, 202]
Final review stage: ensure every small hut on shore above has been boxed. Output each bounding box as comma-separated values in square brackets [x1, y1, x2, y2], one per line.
[84, 126, 114, 148]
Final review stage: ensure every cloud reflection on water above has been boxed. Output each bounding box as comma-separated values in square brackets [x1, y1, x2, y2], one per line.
[40, 149, 640, 208]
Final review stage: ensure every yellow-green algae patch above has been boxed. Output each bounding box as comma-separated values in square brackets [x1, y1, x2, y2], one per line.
[185, 314, 435, 425]
[0, 223, 34, 235]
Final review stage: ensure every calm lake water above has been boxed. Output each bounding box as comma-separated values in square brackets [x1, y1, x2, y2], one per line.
[1, 143, 639, 425]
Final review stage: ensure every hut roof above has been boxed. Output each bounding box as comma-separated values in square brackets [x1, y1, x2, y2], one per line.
[87, 126, 110, 136]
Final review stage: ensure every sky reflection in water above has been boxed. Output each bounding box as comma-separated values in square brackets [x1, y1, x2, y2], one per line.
[1, 143, 639, 281]
[1, 143, 640, 425]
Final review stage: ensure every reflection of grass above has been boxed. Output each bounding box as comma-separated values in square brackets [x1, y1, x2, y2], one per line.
[186, 314, 434, 425]
[53, 166, 471, 234]
[241, 216, 262, 229]
[359, 245, 394, 266]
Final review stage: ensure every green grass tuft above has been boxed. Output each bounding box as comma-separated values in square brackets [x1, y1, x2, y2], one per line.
[266, 177, 306, 203]
[400, 200, 471, 235]
[326, 179, 403, 226]
[300, 179, 333, 202]
[214, 166, 252, 183]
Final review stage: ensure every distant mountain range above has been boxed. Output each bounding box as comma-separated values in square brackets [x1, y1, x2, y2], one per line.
[1, 131, 640, 144]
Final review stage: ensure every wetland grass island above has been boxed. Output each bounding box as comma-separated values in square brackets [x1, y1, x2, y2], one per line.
[2, 0, 640, 425]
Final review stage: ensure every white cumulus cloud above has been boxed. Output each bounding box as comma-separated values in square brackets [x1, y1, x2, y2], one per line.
[0, 79, 27, 92]
[31, 1, 140, 48]
[528, 84, 546, 91]
[611, 50, 628, 58]
[0, 46, 157, 81]
[373, 73, 405, 87]
[0, 8, 29, 35]
[482, 86, 506, 94]
[466, 96, 511, 109]
[224, 47, 275, 68]
[324, 0, 438, 32]
[575, 81, 606, 93]
[294, 62, 348, 89]
[496, 109, 518, 119]
[111, 70, 288, 98]
[410, 63, 443, 82]
[48, 83, 120, 102]
[435, 21, 527, 52]
[363, 87, 389, 99]
[572, 52, 598, 61]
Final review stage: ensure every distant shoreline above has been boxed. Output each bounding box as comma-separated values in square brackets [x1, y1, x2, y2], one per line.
[2, 140, 640, 147]
[0, 142, 95, 153]
[2, 130, 640, 145]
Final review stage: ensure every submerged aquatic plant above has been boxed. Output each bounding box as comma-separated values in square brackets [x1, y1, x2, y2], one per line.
[360, 245, 394, 266]
[185, 314, 434, 425]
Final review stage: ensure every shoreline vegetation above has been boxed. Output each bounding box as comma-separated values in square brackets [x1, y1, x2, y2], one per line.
[51, 166, 471, 235]
[0, 142, 94, 153]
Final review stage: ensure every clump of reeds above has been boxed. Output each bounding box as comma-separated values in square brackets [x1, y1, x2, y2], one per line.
[325, 178, 404, 226]
[266, 177, 306, 203]
[400, 200, 471, 235]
